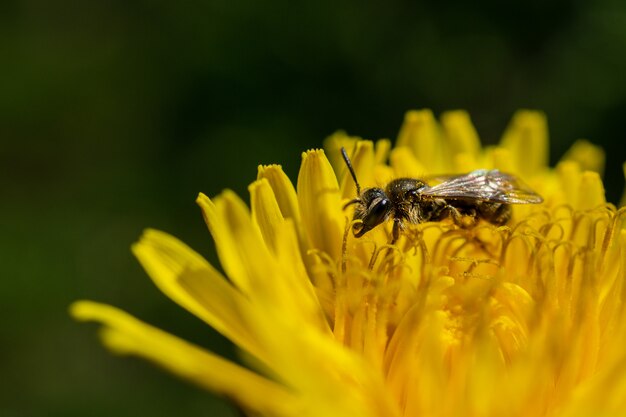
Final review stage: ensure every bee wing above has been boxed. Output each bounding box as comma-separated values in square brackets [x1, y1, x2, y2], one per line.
[420, 169, 543, 204]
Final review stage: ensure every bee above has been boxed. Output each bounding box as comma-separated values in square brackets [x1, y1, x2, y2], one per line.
[340, 147, 543, 243]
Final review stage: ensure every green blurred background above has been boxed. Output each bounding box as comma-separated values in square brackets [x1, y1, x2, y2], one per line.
[2, 0, 625, 415]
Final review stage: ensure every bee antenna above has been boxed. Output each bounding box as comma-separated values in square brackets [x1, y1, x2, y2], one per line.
[340, 146, 361, 195]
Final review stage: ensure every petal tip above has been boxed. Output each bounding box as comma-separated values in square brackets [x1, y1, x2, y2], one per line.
[69, 300, 98, 321]
[257, 164, 282, 177]
[248, 178, 269, 193]
[301, 149, 325, 160]
[404, 109, 433, 123]
[196, 192, 210, 204]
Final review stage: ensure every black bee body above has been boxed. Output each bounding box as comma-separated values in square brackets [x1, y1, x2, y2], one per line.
[353, 178, 511, 242]
[385, 178, 446, 224]
[340, 147, 540, 244]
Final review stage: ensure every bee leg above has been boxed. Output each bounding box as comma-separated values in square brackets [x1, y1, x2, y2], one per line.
[449, 206, 478, 228]
[488, 203, 511, 226]
[391, 218, 403, 245]
[450, 210, 496, 258]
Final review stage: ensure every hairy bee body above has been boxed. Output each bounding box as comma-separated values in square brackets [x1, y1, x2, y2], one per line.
[341, 147, 541, 243]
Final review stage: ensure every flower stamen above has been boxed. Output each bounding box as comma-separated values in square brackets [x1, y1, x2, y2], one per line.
[72, 110, 626, 417]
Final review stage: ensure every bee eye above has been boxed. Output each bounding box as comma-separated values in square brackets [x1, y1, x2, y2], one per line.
[367, 199, 390, 225]
[353, 198, 390, 238]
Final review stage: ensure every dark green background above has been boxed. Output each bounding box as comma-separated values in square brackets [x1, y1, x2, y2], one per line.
[2, 1, 625, 416]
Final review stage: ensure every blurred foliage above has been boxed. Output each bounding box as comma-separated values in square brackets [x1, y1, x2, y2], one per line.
[1, 0, 625, 415]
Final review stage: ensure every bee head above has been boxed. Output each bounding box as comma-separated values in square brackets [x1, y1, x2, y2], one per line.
[340, 146, 391, 237]
[351, 188, 391, 237]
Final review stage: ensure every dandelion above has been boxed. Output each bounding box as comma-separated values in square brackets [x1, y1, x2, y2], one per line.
[72, 110, 626, 417]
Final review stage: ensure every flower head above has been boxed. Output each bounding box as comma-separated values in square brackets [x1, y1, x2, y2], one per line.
[72, 110, 626, 417]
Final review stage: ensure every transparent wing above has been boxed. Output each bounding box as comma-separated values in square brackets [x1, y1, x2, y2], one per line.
[421, 169, 543, 204]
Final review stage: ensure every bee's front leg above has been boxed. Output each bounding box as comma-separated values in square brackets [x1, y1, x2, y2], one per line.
[391, 218, 403, 245]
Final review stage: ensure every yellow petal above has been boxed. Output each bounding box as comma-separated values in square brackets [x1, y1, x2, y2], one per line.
[561, 369, 626, 417]
[500, 110, 548, 177]
[451, 152, 477, 173]
[257, 164, 324, 290]
[396, 109, 445, 172]
[248, 180, 328, 328]
[441, 110, 480, 160]
[243, 304, 399, 417]
[389, 146, 427, 178]
[297, 149, 343, 259]
[271, 219, 330, 332]
[578, 171, 606, 211]
[197, 191, 275, 295]
[201, 190, 326, 324]
[324, 130, 360, 172]
[561, 139, 606, 176]
[557, 160, 582, 208]
[373, 164, 395, 188]
[489, 146, 516, 174]
[131, 229, 265, 361]
[70, 301, 297, 417]
[374, 139, 392, 165]
[338, 140, 376, 199]
[257, 164, 301, 222]
[249, 178, 284, 254]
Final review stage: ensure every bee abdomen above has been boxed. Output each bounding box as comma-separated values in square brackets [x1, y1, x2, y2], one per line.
[477, 202, 511, 226]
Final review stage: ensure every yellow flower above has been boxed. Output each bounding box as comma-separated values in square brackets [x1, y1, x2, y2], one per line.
[72, 110, 626, 417]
